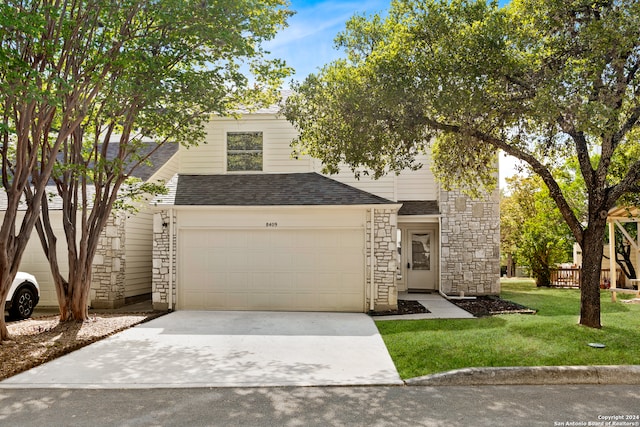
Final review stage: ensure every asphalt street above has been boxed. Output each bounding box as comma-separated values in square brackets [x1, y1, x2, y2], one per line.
[1, 385, 639, 426]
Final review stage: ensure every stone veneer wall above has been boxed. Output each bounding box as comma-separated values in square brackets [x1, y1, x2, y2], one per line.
[366, 208, 398, 311]
[91, 211, 127, 308]
[152, 210, 176, 310]
[439, 189, 500, 296]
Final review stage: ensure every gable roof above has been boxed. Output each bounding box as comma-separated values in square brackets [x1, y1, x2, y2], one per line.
[165, 173, 396, 206]
[233, 90, 292, 115]
[0, 140, 177, 211]
[103, 140, 179, 181]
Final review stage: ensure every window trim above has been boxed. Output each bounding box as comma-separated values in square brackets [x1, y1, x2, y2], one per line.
[226, 131, 264, 173]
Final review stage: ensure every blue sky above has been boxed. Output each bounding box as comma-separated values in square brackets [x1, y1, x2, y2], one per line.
[267, 0, 515, 186]
[265, 0, 392, 85]
[267, 0, 511, 85]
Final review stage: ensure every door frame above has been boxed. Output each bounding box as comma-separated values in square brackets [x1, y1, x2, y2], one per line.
[396, 220, 440, 292]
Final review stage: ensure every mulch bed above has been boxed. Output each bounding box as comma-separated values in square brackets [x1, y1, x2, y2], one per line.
[370, 299, 430, 316]
[371, 295, 536, 317]
[450, 295, 536, 317]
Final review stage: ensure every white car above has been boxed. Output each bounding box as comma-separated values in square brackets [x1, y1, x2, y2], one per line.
[5, 272, 40, 320]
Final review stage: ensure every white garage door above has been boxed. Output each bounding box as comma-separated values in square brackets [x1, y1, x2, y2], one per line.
[178, 228, 365, 312]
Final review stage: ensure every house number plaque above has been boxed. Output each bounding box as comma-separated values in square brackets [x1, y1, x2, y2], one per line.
[266, 222, 278, 228]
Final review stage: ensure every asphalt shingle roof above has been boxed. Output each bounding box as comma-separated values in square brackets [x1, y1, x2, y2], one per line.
[104, 140, 178, 181]
[397, 200, 440, 216]
[173, 173, 396, 206]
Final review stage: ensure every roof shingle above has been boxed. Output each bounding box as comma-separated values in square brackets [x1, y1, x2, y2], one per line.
[172, 173, 396, 206]
[397, 200, 440, 216]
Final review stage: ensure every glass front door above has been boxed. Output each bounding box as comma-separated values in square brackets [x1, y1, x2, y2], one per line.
[407, 228, 438, 291]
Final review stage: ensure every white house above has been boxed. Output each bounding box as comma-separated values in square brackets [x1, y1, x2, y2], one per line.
[0, 142, 179, 309]
[3, 96, 500, 313]
[151, 99, 501, 313]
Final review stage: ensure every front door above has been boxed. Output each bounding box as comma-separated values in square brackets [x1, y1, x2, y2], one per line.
[407, 228, 438, 291]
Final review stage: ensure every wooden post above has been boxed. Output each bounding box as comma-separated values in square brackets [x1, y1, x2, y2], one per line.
[609, 221, 617, 302]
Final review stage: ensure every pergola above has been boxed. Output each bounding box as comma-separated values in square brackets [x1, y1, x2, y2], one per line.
[607, 206, 640, 301]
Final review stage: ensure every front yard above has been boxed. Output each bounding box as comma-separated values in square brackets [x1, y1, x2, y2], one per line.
[376, 278, 640, 379]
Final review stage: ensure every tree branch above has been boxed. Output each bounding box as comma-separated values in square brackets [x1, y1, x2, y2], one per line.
[424, 117, 586, 243]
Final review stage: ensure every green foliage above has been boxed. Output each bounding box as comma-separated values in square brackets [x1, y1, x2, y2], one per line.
[0, 0, 293, 322]
[284, 0, 640, 224]
[503, 174, 573, 286]
[377, 278, 640, 379]
[284, 0, 640, 327]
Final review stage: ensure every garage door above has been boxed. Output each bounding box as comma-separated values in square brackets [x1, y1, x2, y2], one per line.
[178, 228, 364, 312]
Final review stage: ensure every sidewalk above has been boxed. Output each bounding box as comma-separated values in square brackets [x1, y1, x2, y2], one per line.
[374, 292, 474, 320]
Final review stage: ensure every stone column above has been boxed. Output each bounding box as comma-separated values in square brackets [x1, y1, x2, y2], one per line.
[367, 208, 399, 311]
[439, 189, 500, 296]
[152, 210, 175, 310]
[91, 211, 127, 309]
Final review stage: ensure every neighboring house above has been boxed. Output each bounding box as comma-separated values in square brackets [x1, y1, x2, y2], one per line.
[151, 97, 501, 313]
[573, 206, 640, 288]
[0, 141, 179, 309]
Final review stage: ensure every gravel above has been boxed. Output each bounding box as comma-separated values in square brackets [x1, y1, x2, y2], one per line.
[0, 312, 166, 381]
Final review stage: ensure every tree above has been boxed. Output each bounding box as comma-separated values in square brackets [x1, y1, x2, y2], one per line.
[283, 0, 640, 328]
[1, 0, 291, 338]
[500, 189, 520, 277]
[506, 175, 573, 286]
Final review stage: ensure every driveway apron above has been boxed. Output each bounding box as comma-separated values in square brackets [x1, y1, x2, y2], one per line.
[0, 311, 403, 389]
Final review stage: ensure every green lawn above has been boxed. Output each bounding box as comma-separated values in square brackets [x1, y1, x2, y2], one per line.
[376, 278, 640, 379]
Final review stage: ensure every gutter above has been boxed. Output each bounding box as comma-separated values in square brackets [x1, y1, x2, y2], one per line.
[437, 215, 449, 300]
[370, 207, 376, 311]
[168, 208, 174, 311]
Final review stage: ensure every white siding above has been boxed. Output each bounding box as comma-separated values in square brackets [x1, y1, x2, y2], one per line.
[150, 152, 179, 183]
[124, 208, 153, 298]
[395, 153, 439, 201]
[180, 115, 311, 174]
[179, 114, 438, 202]
[4, 211, 70, 307]
[313, 155, 438, 202]
[318, 166, 397, 201]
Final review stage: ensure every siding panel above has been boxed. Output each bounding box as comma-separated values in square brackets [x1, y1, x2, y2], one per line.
[179, 114, 437, 202]
[125, 209, 153, 298]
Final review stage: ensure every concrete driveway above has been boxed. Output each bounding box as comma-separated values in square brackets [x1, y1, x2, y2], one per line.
[0, 311, 403, 389]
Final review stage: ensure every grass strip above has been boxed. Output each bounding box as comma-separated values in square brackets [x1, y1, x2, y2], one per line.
[377, 279, 640, 379]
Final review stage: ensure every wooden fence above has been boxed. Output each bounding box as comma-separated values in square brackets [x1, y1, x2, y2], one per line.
[549, 268, 622, 288]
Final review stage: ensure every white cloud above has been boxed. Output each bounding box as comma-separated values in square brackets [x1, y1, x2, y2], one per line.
[265, 0, 390, 83]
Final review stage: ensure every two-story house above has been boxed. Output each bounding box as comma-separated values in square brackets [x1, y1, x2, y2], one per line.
[151, 98, 501, 313]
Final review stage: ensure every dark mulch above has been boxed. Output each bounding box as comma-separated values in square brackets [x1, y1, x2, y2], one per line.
[451, 295, 536, 317]
[370, 299, 430, 316]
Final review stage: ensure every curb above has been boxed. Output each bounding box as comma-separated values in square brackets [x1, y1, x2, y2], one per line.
[405, 365, 640, 386]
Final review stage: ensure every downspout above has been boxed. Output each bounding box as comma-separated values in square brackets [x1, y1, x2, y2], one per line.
[168, 208, 174, 311]
[438, 215, 448, 299]
[370, 208, 376, 311]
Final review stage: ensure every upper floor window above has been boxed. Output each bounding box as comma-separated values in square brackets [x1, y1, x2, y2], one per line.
[227, 132, 263, 172]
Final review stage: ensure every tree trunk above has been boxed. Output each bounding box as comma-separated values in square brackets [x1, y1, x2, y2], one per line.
[56, 255, 93, 322]
[534, 266, 551, 287]
[507, 253, 514, 278]
[58, 275, 91, 321]
[0, 302, 8, 341]
[1, 276, 11, 340]
[579, 220, 607, 329]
